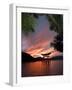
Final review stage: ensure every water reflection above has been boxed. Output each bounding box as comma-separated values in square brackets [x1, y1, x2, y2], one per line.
[22, 60, 63, 77]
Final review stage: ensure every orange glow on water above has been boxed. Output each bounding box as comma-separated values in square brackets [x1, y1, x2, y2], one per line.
[22, 60, 63, 76]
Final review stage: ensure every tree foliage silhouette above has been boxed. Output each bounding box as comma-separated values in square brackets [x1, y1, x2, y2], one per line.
[22, 13, 38, 35]
[47, 14, 63, 52]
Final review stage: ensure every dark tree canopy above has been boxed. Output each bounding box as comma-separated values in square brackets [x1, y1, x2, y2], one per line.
[47, 14, 63, 52]
[21, 13, 37, 35]
[51, 33, 63, 52]
[47, 14, 63, 33]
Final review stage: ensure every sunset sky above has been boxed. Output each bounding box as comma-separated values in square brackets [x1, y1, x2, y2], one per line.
[22, 15, 62, 58]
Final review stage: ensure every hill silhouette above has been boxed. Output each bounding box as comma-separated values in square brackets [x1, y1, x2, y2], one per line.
[22, 52, 35, 62]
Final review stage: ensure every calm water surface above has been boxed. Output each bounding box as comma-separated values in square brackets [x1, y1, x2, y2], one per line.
[22, 60, 63, 77]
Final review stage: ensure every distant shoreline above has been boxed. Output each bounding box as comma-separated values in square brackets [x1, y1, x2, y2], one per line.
[22, 56, 63, 62]
[22, 52, 63, 62]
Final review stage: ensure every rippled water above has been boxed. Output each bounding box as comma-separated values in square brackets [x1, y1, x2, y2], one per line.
[22, 60, 63, 77]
